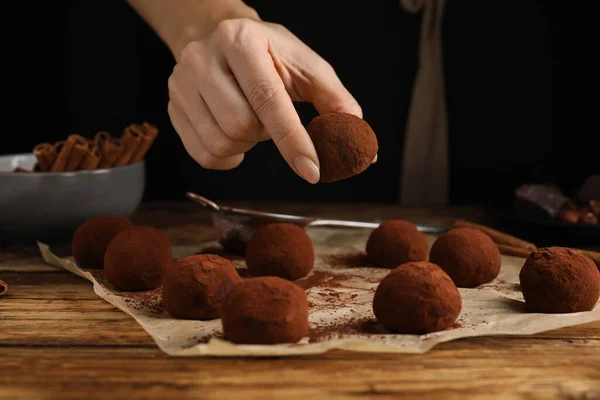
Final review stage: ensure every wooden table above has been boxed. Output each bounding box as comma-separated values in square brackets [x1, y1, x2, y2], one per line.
[1, 201, 599, 400]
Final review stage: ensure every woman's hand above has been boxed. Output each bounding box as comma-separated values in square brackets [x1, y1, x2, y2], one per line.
[167, 18, 361, 183]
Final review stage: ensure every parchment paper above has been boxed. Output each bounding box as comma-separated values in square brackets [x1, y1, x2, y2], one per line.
[37, 228, 600, 357]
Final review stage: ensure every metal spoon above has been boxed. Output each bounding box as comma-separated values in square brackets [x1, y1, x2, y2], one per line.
[186, 192, 450, 252]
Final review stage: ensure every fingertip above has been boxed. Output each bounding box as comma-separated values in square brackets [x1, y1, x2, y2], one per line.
[293, 155, 320, 184]
[347, 102, 363, 119]
[371, 154, 378, 164]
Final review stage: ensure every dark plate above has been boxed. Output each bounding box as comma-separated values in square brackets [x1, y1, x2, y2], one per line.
[489, 208, 600, 248]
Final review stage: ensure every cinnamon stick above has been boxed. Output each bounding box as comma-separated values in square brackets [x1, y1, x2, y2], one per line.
[66, 137, 90, 171]
[495, 243, 600, 270]
[78, 142, 101, 170]
[453, 220, 537, 250]
[113, 125, 142, 166]
[496, 244, 533, 259]
[52, 135, 88, 171]
[50, 140, 67, 171]
[33, 143, 58, 171]
[95, 132, 123, 168]
[93, 131, 110, 150]
[129, 122, 159, 163]
[0, 278, 7, 297]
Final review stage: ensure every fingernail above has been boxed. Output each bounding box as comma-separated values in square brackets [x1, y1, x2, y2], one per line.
[294, 156, 320, 184]
[372, 154, 378, 164]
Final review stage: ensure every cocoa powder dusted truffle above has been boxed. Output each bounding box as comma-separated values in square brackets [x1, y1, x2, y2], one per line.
[519, 247, 600, 313]
[162, 254, 241, 320]
[366, 220, 429, 269]
[373, 261, 462, 334]
[306, 112, 378, 183]
[72, 216, 134, 269]
[221, 276, 309, 344]
[245, 223, 314, 280]
[429, 228, 501, 288]
[104, 226, 172, 291]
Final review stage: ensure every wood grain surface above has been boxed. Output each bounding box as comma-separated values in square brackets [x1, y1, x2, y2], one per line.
[1, 201, 599, 400]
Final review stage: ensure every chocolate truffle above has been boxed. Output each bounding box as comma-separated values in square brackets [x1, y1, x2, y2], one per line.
[429, 228, 501, 288]
[221, 276, 309, 344]
[104, 226, 172, 291]
[366, 220, 429, 269]
[245, 223, 314, 280]
[306, 112, 378, 183]
[519, 247, 600, 313]
[162, 254, 241, 320]
[373, 261, 462, 334]
[72, 216, 134, 269]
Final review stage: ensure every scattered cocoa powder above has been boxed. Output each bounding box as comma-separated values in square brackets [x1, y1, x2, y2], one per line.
[221, 276, 309, 344]
[366, 220, 429, 269]
[245, 223, 314, 280]
[294, 270, 367, 292]
[323, 252, 372, 269]
[309, 317, 380, 342]
[519, 247, 600, 313]
[190, 332, 225, 344]
[162, 254, 241, 320]
[306, 112, 378, 183]
[86, 268, 164, 314]
[429, 228, 501, 288]
[294, 270, 331, 290]
[119, 287, 164, 315]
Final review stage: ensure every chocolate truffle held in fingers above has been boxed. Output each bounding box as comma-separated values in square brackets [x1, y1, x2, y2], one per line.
[306, 112, 378, 183]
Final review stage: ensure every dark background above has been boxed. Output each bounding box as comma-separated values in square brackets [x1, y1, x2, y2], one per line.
[6, 1, 576, 206]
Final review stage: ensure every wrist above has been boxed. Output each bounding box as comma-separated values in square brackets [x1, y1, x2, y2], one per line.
[171, 1, 261, 60]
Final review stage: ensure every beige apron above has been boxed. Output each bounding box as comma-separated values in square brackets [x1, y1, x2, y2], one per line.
[399, 0, 449, 205]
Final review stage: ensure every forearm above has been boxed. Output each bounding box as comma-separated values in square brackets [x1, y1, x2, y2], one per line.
[125, 0, 260, 59]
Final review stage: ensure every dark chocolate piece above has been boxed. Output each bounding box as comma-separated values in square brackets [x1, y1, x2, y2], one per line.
[514, 183, 571, 219]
